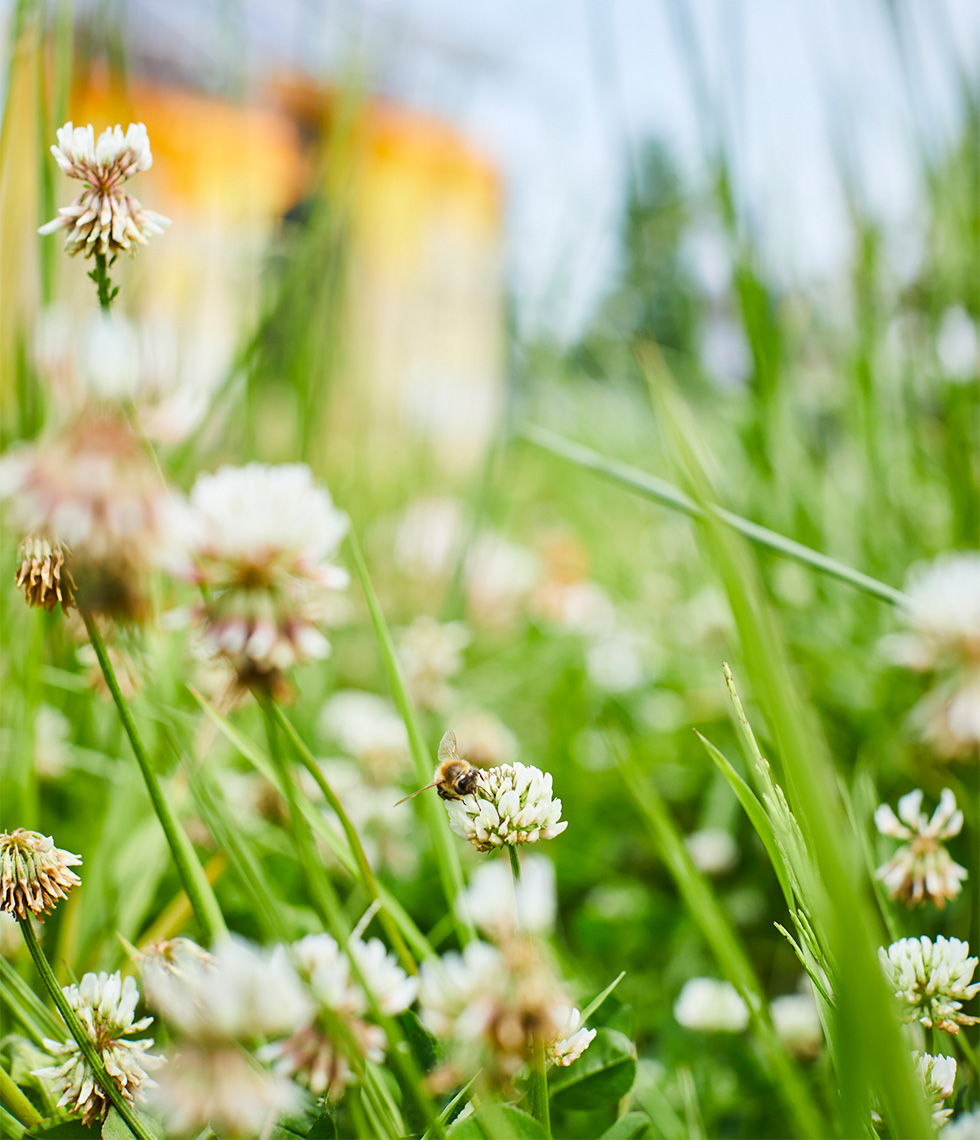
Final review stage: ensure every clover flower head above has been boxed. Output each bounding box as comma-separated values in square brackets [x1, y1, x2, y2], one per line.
[674, 978, 749, 1033]
[915, 1052, 958, 1128]
[396, 615, 469, 712]
[875, 789, 967, 907]
[879, 936, 980, 1034]
[444, 762, 567, 851]
[684, 828, 739, 876]
[318, 690, 409, 782]
[0, 829, 81, 920]
[770, 992, 823, 1059]
[175, 464, 349, 684]
[899, 554, 980, 668]
[548, 1006, 597, 1066]
[940, 1107, 980, 1139]
[39, 121, 170, 258]
[34, 971, 160, 1126]
[262, 933, 416, 1099]
[419, 939, 591, 1086]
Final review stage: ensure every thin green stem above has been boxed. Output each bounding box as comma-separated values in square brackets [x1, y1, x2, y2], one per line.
[81, 609, 226, 943]
[519, 425, 907, 606]
[508, 845, 521, 883]
[269, 701, 416, 974]
[0, 1064, 42, 1130]
[92, 252, 114, 311]
[528, 1036, 551, 1138]
[17, 918, 155, 1140]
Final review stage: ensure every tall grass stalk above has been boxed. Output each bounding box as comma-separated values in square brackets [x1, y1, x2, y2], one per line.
[81, 610, 226, 944]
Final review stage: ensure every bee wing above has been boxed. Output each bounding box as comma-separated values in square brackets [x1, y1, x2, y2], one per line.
[394, 781, 438, 807]
[437, 730, 459, 765]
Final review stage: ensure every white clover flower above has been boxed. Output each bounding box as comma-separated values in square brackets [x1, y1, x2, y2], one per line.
[175, 464, 349, 683]
[585, 628, 647, 693]
[875, 789, 968, 907]
[318, 690, 409, 783]
[548, 1006, 597, 1067]
[394, 496, 468, 583]
[0, 829, 81, 921]
[151, 1045, 304, 1139]
[419, 939, 588, 1085]
[879, 936, 980, 1034]
[34, 971, 161, 1127]
[396, 615, 469, 712]
[915, 1052, 958, 1128]
[883, 554, 980, 755]
[532, 578, 617, 637]
[145, 936, 312, 1043]
[674, 978, 749, 1033]
[684, 828, 739, 876]
[941, 1107, 980, 1139]
[39, 122, 170, 258]
[458, 854, 556, 938]
[263, 933, 416, 1098]
[449, 708, 519, 768]
[770, 993, 822, 1059]
[444, 762, 567, 851]
[313, 759, 417, 874]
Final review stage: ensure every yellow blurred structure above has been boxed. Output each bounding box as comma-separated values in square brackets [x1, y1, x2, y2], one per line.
[1, 47, 505, 476]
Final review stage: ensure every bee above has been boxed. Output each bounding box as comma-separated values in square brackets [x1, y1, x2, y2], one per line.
[394, 731, 483, 805]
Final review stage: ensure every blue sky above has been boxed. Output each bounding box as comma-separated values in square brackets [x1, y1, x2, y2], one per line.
[54, 0, 980, 338]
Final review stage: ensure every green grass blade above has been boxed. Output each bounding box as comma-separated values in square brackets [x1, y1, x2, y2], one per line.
[518, 425, 906, 606]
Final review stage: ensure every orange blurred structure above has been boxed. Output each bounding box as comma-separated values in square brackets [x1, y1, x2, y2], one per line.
[1, 51, 505, 476]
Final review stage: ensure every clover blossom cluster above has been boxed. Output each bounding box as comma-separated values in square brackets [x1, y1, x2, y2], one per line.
[34, 971, 161, 1126]
[444, 761, 567, 852]
[39, 122, 170, 259]
[0, 829, 81, 921]
[879, 936, 980, 1034]
[875, 789, 967, 907]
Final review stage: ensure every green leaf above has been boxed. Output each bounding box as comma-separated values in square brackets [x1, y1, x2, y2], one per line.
[102, 1108, 163, 1140]
[305, 1106, 337, 1139]
[600, 1112, 652, 1140]
[548, 1028, 636, 1110]
[447, 1103, 547, 1139]
[26, 1119, 99, 1140]
[398, 1009, 440, 1073]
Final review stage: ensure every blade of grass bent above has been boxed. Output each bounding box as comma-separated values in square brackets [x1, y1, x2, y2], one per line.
[518, 425, 906, 606]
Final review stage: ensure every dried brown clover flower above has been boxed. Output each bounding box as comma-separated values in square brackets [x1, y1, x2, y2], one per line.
[0, 829, 82, 921]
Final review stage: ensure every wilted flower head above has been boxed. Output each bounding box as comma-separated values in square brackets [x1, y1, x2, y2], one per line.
[38, 122, 170, 258]
[262, 933, 416, 1098]
[319, 690, 410, 783]
[34, 971, 160, 1126]
[0, 414, 172, 619]
[684, 828, 739, 876]
[875, 789, 967, 907]
[15, 536, 76, 614]
[770, 992, 822, 1059]
[915, 1052, 958, 1128]
[174, 464, 348, 685]
[674, 978, 749, 1033]
[458, 854, 556, 939]
[444, 762, 567, 851]
[419, 939, 591, 1086]
[396, 615, 469, 712]
[0, 829, 81, 920]
[879, 936, 980, 1034]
